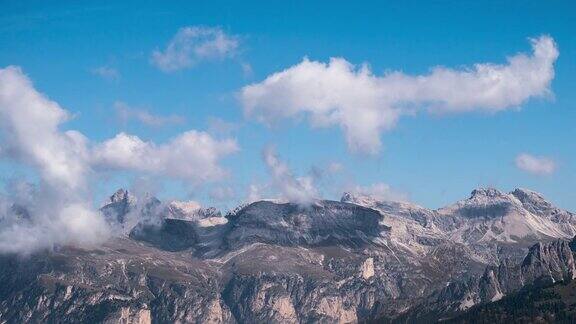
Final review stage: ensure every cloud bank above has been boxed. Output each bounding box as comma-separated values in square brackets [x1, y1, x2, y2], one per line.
[0, 66, 108, 253]
[0, 66, 238, 254]
[515, 153, 556, 175]
[240, 36, 558, 154]
[152, 26, 240, 72]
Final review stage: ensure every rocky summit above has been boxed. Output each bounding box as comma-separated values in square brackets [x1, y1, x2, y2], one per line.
[1, 187, 576, 323]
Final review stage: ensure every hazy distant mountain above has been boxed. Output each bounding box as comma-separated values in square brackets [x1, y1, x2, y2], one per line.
[1, 187, 575, 323]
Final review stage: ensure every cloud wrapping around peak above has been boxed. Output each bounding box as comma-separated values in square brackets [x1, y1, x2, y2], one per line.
[0, 66, 109, 253]
[152, 26, 240, 72]
[515, 153, 556, 175]
[262, 146, 318, 205]
[240, 36, 558, 154]
[0, 65, 240, 254]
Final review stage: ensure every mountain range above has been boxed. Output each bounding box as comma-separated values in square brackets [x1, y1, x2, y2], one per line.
[1, 187, 575, 323]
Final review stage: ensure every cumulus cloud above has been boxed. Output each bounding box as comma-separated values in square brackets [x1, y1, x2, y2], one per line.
[114, 101, 185, 127]
[92, 131, 239, 183]
[91, 66, 120, 81]
[0, 66, 92, 193]
[515, 153, 556, 175]
[0, 66, 109, 253]
[0, 66, 239, 254]
[348, 183, 408, 202]
[262, 146, 319, 205]
[151, 26, 240, 72]
[240, 36, 558, 154]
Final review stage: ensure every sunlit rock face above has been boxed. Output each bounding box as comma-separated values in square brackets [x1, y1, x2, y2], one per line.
[1, 187, 576, 323]
[224, 200, 386, 249]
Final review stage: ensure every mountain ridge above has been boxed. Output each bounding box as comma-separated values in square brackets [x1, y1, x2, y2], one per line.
[0, 186, 575, 323]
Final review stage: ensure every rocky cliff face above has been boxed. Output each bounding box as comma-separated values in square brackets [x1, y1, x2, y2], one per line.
[401, 238, 576, 321]
[0, 187, 575, 323]
[224, 200, 387, 249]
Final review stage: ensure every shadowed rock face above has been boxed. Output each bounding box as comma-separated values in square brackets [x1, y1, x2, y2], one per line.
[400, 239, 576, 321]
[521, 240, 576, 283]
[1, 187, 576, 323]
[100, 189, 135, 225]
[0, 239, 232, 324]
[129, 219, 198, 252]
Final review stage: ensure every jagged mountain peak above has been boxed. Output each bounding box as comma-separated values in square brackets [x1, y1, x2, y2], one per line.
[101, 189, 138, 226]
[510, 187, 553, 210]
[108, 188, 136, 205]
[165, 201, 224, 226]
[340, 191, 358, 203]
[340, 191, 383, 207]
[3, 186, 576, 323]
[165, 200, 202, 219]
[469, 187, 508, 200]
[510, 187, 543, 198]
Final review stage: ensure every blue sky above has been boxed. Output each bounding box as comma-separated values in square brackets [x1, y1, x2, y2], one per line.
[0, 0, 574, 211]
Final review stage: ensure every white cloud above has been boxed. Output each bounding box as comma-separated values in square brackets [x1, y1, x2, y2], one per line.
[0, 66, 90, 192]
[240, 36, 558, 154]
[515, 153, 556, 175]
[348, 183, 408, 202]
[262, 146, 318, 205]
[0, 65, 240, 254]
[114, 101, 185, 127]
[92, 131, 239, 183]
[0, 66, 109, 253]
[91, 66, 120, 81]
[152, 26, 240, 72]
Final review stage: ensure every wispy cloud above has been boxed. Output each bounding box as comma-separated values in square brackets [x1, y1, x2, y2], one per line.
[240, 61, 253, 78]
[91, 65, 120, 81]
[262, 146, 318, 205]
[327, 162, 343, 174]
[240, 36, 558, 154]
[114, 101, 185, 127]
[347, 183, 409, 202]
[151, 26, 240, 72]
[515, 153, 556, 175]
